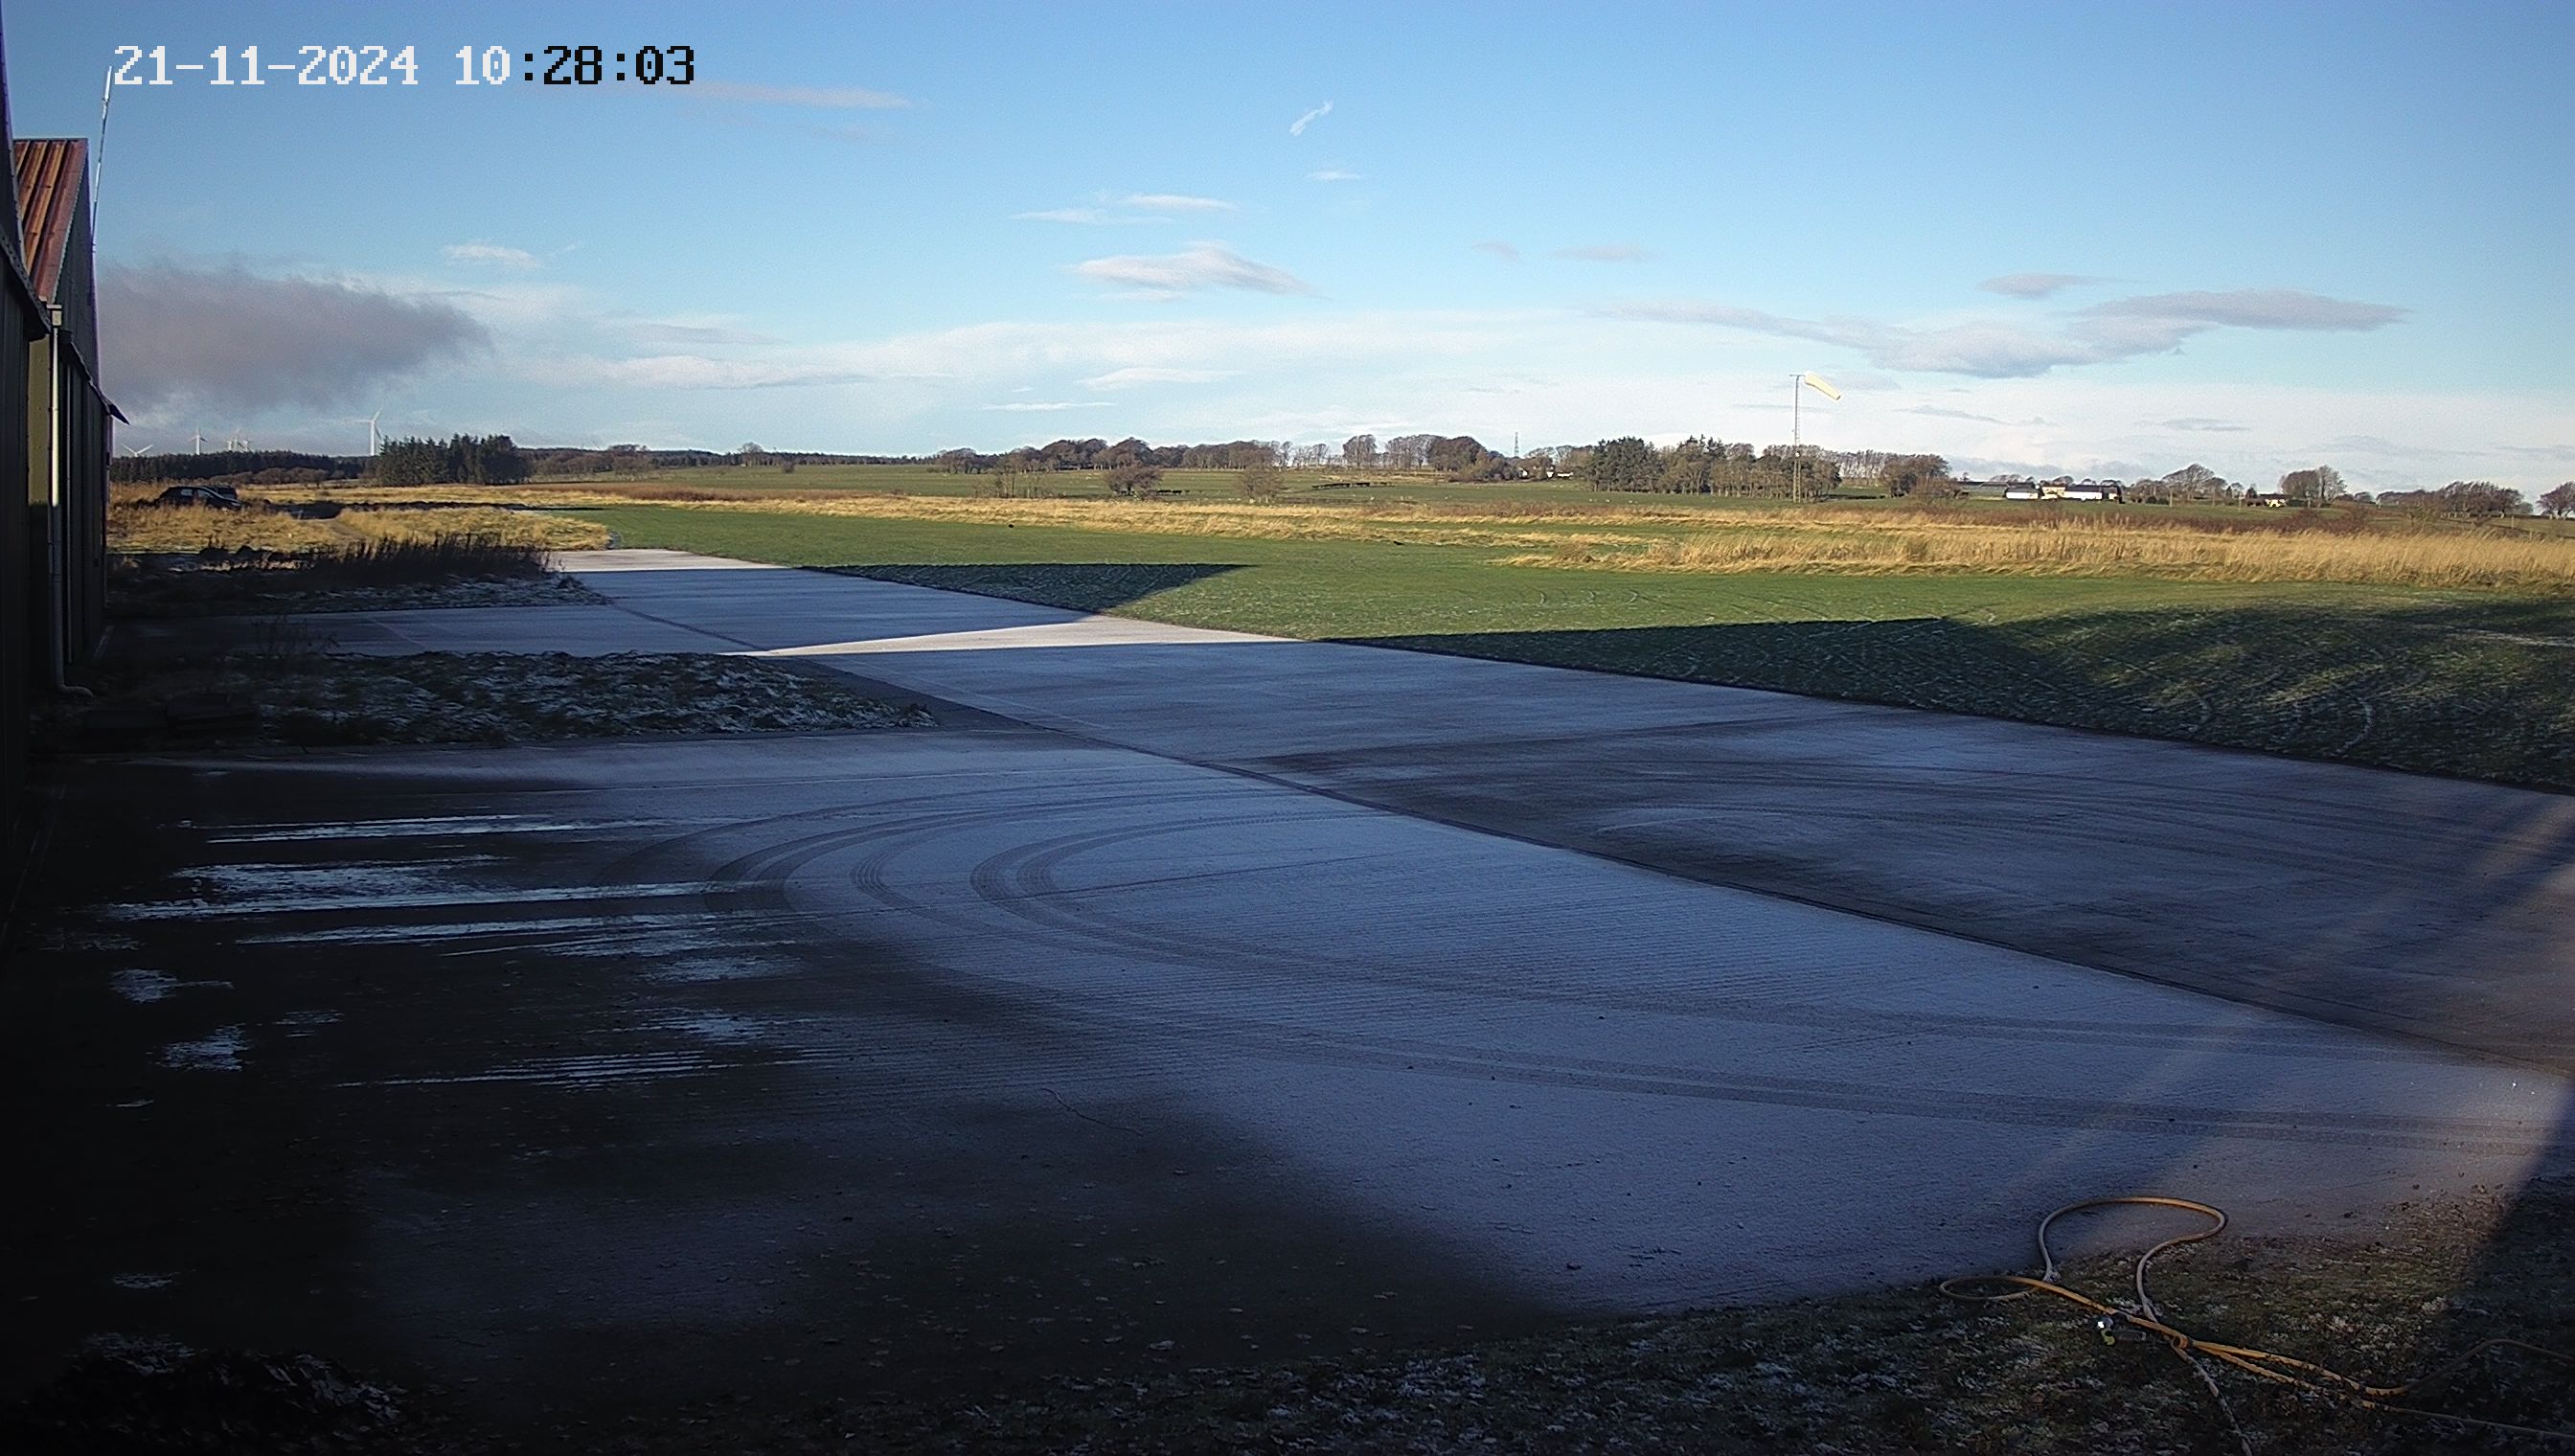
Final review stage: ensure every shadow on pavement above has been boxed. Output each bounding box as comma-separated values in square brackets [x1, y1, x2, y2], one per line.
[825, 562, 1242, 615]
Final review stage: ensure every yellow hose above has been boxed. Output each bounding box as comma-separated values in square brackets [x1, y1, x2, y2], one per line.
[1943, 1195, 2573, 1445]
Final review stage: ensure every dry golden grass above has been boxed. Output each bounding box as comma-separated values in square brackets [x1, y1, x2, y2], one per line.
[108, 499, 610, 556]
[1513, 516, 2575, 590]
[224, 484, 1650, 553]
[206, 482, 2575, 592]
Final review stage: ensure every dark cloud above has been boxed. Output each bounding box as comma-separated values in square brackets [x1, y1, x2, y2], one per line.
[100, 260, 489, 418]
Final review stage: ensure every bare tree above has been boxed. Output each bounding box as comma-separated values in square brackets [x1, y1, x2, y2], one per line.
[1104, 463, 1162, 497]
[2278, 465, 2345, 508]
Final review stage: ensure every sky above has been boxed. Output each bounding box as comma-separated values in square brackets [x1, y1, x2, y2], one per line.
[12, 0, 2573, 489]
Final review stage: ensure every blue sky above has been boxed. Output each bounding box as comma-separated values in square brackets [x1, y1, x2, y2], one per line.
[14, 1, 2572, 487]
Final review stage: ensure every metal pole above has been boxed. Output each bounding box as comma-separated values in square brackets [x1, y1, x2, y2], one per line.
[1791, 375, 1802, 502]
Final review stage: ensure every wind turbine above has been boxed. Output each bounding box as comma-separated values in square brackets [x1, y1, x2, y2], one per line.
[356, 406, 385, 455]
[123, 444, 154, 456]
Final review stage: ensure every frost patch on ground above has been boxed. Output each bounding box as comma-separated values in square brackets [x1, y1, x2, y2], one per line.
[161, 1027, 246, 1072]
[109, 969, 181, 1003]
[110, 969, 230, 1003]
[17, 927, 141, 954]
[111, 561, 606, 617]
[52, 650, 931, 752]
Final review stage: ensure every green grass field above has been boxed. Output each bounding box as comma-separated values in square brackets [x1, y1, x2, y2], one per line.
[574, 503, 2575, 790]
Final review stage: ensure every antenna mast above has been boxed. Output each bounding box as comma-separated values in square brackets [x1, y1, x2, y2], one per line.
[94, 67, 115, 228]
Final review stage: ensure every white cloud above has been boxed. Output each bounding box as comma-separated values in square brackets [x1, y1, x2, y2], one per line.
[1018, 195, 1232, 224]
[537, 353, 876, 390]
[1081, 366, 1239, 388]
[983, 400, 1114, 412]
[1981, 272, 2103, 299]
[1604, 287, 2409, 378]
[1120, 193, 1238, 213]
[364, 286, 2559, 490]
[1471, 241, 1521, 263]
[1289, 101, 1333, 136]
[692, 81, 911, 109]
[2092, 289, 2406, 332]
[1072, 244, 1310, 297]
[625, 317, 779, 347]
[1552, 243, 1652, 263]
[1014, 207, 1159, 225]
[442, 241, 539, 270]
[1307, 169, 1362, 183]
[2160, 417, 2247, 433]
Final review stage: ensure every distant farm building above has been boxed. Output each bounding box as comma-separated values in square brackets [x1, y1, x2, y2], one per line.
[1997, 480, 2125, 502]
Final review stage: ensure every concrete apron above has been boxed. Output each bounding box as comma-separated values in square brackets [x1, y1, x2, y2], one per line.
[5, 549, 2565, 1429]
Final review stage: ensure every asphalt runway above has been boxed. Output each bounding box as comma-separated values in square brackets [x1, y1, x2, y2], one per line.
[9, 550, 2568, 1425]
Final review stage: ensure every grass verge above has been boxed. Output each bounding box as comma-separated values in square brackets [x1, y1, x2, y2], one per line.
[575, 505, 2575, 792]
[42, 648, 929, 752]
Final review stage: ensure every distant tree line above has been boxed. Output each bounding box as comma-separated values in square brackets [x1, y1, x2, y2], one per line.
[523, 444, 727, 476]
[516, 444, 899, 477]
[2376, 481, 2535, 518]
[1577, 436, 1859, 498]
[114, 430, 2571, 517]
[375, 435, 531, 487]
[111, 450, 361, 485]
[929, 434, 1516, 483]
[930, 438, 1288, 474]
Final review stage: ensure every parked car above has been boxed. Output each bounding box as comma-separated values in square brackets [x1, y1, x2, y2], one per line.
[149, 484, 243, 509]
